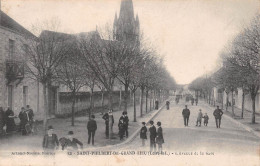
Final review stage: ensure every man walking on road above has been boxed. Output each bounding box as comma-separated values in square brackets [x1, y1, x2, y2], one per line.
[149, 121, 157, 152]
[182, 105, 190, 127]
[213, 106, 223, 128]
[87, 115, 97, 145]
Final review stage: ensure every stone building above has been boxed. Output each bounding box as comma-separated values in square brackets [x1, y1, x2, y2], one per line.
[0, 10, 45, 121]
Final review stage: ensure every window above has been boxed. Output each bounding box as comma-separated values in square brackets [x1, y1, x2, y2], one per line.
[9, 39, 15, 58]
[23, 44, 29, 58]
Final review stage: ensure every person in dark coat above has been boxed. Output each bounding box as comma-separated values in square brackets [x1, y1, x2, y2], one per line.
[213, 106, 223, 128]
[149, 121, 157, 152]
[195, 98, 198, 106]
[5, 107, 16, 133]
[0, 107, 5, 135]
[191, 98, 194, 105]
[87, 115, 97, 145]
[140, 122, 147, 146]
[203, 113, 209, 126]
[182, 105, 190, 127]
[65, 131, 83, 151]
[102, 113, 109, 138]
[102, 111, 114, 139]
[19, 107, 29, 135]
[118, 119, 125, 140]
[156, 121, 164, 152]
[155, 100, 159, 110]
[42, 126, 59, 151]
[166, 101, 170, 110]
[119, 111, 129, 138]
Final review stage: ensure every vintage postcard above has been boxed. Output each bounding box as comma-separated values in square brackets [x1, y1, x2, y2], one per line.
[0, 0, 259, 166]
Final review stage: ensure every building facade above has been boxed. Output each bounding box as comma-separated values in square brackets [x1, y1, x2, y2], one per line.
[0, 11, 46, 121]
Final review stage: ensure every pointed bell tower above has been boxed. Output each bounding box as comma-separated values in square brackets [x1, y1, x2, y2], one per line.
[113, 0, 140, 44]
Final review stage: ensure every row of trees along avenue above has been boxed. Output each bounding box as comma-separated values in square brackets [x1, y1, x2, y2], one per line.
[189, 14, 260, 124]
[22, 23, 176, 132]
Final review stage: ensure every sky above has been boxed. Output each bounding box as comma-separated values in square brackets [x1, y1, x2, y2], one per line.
[1, 0, 260, 84]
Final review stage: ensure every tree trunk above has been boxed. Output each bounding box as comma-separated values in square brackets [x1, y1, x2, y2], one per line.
[241, 91, 245, 119]
[71, 91, 76, 126]
[140, 87, 144, 117]
[108, 89, 113, 110]
[124, 84, 129, 112]
[150, 91, 152, 112]
[129, 90, 132, 106]
[89, 88, 94, 120]
[43, 83, 48, 134]
[226, 92, 229, 112]
[101, 90, 104, 108]
[251, 95, 256, 124]
[221, 91, 224, 110]
[231, 90, 234, 117]
[153, 90, 155, 109]
[133, 90, 136, 122]
[145, 89, 148, 113]
[119, 87, 122, 111]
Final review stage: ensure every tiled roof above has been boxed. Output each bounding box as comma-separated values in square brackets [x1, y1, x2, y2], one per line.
[0, 11, 35, 38]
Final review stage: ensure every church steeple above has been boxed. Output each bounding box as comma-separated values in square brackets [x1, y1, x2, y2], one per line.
[113, 0, 140, 43]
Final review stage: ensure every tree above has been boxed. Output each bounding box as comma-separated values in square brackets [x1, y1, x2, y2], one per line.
[228, 15, 260, 123]
[56, 38, 87, 126]
[24, 29, 71, 131]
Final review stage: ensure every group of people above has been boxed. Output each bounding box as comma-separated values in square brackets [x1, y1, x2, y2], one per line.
[0, 105, 34, 136]
[140, 121, 164, 152]
[182, 105, 224, 128]
[42, 126, 83, 151]
[102, 110, 129, 140]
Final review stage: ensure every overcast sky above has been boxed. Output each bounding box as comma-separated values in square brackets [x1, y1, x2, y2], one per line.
[2, 0, 259, 84]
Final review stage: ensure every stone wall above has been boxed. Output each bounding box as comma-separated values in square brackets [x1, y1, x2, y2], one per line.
[57, 90, 141, 116]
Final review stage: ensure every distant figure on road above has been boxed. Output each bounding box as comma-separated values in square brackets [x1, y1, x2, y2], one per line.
[149, 121, 157, 152]
[203, 113, 209, 126]
[166, 101, 170, 110]
[196, 109, 203, 127]
[191, 98, 194, 105]
[175, 97, 179, 104]
[182, 105, 190, 127]
[87, 115, 97, 145]
[156, 121, 164, 152]
[195, 98, 198, 106]
[140, 122, 147, 146]
[155, 100, 159, 110]
[213, 106, 223, 128]
[42, 126, 59, 151]
[119, 111, 129, 138]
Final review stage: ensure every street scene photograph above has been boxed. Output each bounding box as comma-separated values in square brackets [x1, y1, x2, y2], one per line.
[0, 0, 259, 166]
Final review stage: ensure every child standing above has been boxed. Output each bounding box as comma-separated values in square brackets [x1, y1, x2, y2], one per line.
[203, 113, 209, 126]
[140, 122, 147, 146]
